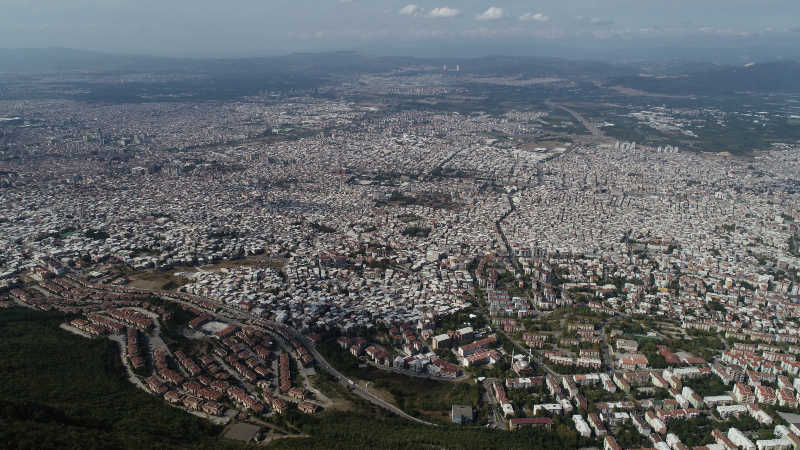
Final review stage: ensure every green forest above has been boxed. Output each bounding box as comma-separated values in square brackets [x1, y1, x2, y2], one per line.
[0, 307, 594, 449]
[266, 411, 591, 450]
[0, 308, 242, 450]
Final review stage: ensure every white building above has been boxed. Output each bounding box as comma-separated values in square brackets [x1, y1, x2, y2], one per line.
[717, 404, 748, 418]
[533, 403, 563, 415]
[755, 438, 791, 450]
[572, 414, 592, 438]
[728, 427, 756, 450]
[704, 395, 734, 407]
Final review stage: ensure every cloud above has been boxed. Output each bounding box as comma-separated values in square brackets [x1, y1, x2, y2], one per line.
[519, 12, 549, 23]
[575, 16, 613, 26]
[398, 4, 420, 15]
[697, 27, 751, 37]
[475, 7, 504, 21]
[427, 7, 460, 18]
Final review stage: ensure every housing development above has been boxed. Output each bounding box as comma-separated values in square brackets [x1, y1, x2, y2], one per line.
[3, 61, 800, 449]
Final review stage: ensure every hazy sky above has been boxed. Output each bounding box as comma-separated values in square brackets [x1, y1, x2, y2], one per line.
[3, 0, 800, 59]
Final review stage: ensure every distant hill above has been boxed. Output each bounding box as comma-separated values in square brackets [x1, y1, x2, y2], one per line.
[3, 48, 797, 100]
[0, 48, 639, 103]
[0, 48, 185, 73]
[611, 61, 800, 94]
[0, 47, 630, 78]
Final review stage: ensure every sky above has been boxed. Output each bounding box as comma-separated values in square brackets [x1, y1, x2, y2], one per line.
[3, 0, 800, 61]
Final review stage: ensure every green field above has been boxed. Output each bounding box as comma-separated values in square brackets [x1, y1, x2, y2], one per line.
[0, 308, 243, 450]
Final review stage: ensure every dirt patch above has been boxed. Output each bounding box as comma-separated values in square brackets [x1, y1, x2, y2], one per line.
[124, 255, 285, 290]
[328, 396, 354, 412]
[224, 422, 261, 442]
[127, 270, 189, 291]
[308, 375, 354, 411]
[261, 432, 310, 445]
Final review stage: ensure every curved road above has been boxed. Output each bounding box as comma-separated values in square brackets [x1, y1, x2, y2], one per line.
[157, 292, 435, 426]
[263, 320, 436, 426]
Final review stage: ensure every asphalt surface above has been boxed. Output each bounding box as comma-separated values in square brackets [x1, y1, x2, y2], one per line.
[159, 292, 436, 426]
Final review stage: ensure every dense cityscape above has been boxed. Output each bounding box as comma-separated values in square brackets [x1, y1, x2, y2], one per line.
[3, 52, 800, 449]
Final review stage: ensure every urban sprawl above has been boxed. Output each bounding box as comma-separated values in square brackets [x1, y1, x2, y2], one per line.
[3, 72, 800, 450]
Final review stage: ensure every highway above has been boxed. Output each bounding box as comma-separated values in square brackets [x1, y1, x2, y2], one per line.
[545, 100, 606, 139]
[158, 292, 436, 426]
[293, 335, 436, 426]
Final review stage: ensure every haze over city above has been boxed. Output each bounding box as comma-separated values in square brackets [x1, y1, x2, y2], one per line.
[3, 0, 800, 61]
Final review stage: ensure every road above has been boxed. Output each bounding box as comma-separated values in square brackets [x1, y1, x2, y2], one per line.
[157, 293, 436, 426]
[426, 147, 464, 180]
[292, 333, 436, 426]
[108, 333, 149, 392]
[111, 330, 226, 426]
[495, 187, 524, 273]
[545, 101, 606, 139]
[298, 371, 333, 410]
[482, 377, 506, 430]
[496, 327, 561, 378]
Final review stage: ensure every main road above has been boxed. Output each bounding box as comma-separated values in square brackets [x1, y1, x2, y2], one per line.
[545, 100, 606, 139]
[157, 292, 436, 426]
[291, 333, 436, 426]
